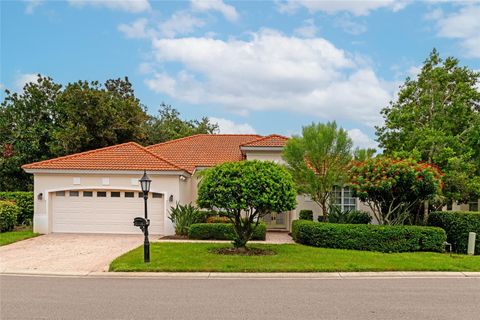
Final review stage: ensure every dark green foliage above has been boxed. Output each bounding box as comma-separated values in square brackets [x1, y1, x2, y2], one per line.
[376, 49, 480, 204]
[168, 203, 206, 236]
[328, 208, 372, 224]
[1, 76, 218, 191]
[282, 122, 353, 217]
[143, 104, 218, 145]
[299, 210, 313, 221]
[291, 220, 446, 253]
[0, 192, 34, 225]
[0, 201, 20, 232]
[197, 160, 296, 248]
[188, 223, 266, 241]
[428, 211, 480, 254]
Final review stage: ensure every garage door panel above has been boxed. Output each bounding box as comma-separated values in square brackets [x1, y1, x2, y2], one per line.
[52, 191, 164, 234]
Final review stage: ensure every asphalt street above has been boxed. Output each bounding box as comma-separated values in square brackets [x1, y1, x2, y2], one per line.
[1, 275, 479, 320]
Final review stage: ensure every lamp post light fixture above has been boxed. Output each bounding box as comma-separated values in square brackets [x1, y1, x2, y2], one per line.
[134, 170, 152, 263]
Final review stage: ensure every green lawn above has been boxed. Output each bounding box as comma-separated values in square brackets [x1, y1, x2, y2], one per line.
[0, 228, 40, 246]
[110, 243, 480, 272]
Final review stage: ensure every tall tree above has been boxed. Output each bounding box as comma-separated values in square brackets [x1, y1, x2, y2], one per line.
[143, 103, 219, 145]
[1, 75, 218, 191]
[50, 77, 147, 155]
[0, 75, 61, 191]
[376, 49, 480, 205]
[282, 122, 353, 218]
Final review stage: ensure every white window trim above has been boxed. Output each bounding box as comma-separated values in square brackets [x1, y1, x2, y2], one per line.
[332, 186, 357, 212]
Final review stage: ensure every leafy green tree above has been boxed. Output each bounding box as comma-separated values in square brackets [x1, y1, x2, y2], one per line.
[282, 122, 353, 219]
[143, 103, 218, 145]
[0, 75, 62, 191]
[1, 75, 218, 191]
[376, 49, 480, 205]
[50, 77, 147, 155]
[353, 148, 376, 162]
[197, 160, 297, 250]
[349, 157, 444, 225]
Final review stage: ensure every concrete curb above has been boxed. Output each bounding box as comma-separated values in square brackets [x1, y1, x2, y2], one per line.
[2, 271, 480, 279]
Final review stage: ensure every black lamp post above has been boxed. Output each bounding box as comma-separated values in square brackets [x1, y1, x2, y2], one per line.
[135, 170, 151, 263]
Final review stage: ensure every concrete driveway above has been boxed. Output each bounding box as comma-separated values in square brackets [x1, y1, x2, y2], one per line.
[0, 234, 144, 274]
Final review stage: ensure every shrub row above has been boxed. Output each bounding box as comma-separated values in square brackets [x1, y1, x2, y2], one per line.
[188, 223, 266, 241]
[299, 210, 313, 221]
[0, 201, 21, 232]
[0, 192, 34, 225]
[291, 220, 446, 253]
[428, 211, 480, 255]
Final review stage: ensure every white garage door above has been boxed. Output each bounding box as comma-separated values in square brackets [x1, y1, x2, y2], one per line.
[52, 190, 164, 234]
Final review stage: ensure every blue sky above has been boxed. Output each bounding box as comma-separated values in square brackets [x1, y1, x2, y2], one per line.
[2, 0, 479, 149]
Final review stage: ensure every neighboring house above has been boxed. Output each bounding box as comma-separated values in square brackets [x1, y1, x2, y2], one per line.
[22, 134, 366, 235]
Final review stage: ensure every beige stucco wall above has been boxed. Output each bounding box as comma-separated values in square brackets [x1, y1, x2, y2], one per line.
[32, 172, 183, 235]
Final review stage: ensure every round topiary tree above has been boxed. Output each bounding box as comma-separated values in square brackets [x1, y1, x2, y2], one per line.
[197, 160, 297, 250]
[348, 157, 443, 225]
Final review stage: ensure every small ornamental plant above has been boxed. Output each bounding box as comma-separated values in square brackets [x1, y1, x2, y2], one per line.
[348, 157, 443, 225]
[197, 160, 297, 251]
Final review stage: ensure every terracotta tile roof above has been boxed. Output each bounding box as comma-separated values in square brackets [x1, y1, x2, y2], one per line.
[22, 142, 183, 172]
[240, 134, 289, 147]
[146, 134, 262, 173]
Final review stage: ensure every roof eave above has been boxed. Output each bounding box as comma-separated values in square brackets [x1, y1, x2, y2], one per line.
[240, 146, 285, 152]
[23, 168, 191, 176]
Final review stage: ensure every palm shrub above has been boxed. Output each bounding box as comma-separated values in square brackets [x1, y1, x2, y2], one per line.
[168, 203, 206, 236]
[328, 206, 372, 224]
[0, 201, 20, 232]
[299, 210, 313, 221]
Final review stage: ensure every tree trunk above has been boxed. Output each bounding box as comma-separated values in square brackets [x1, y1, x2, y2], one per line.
[423, 200, 429, 225]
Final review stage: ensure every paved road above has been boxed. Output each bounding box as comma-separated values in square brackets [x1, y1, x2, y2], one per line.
[1, 275, 479, 319]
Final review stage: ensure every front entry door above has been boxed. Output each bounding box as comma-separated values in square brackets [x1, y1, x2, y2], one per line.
[263, 212, 288, 229]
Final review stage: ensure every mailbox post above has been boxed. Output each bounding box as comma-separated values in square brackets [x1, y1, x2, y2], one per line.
[134, 170, 152, 263]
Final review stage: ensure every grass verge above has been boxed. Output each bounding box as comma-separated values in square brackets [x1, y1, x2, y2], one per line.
[0, 228, 40, 246]
[110, 243, 480, 272]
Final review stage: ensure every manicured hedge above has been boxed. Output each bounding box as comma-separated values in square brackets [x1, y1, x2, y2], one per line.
[0, 192, 34, 225]
[299, 210, 313, 221]
[428, 211, 480, 255]
[0, 201, 21, 232]
[188, 223, 266, 241]
[291, 220, 446, 253]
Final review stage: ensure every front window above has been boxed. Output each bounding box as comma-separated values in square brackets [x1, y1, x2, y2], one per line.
[469, 200, 479, 212]
[331, 186, 356, 212]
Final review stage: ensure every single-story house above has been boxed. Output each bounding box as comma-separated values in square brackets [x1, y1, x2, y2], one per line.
[23, 134, 368, 235]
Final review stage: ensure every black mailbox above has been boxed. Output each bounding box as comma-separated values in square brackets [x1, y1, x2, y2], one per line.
[134, 217, 150, 233]
[134, 217, 147, 227]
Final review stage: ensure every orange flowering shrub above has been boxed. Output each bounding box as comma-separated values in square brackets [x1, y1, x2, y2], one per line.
[349, 158, 443, 225]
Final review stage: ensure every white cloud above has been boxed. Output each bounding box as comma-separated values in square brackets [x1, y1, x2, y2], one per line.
[209, 117, 257, 134]
[191, 0, 239, 22]
[435, 5, 480, 58]
[68, 0, 151, 13]
[159, 11, 205, 38]
[24, 0, 43, 14]
[294, 19, 318, 38]
[334, 15, 367, 35]
[118, 18, 150, 39]
[144, 29, 393, 127]
[14, 73, 39, 91]
[118, 12, 205, 39]
[277, 0, 410, 16]
[348, 128, 378, 150]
